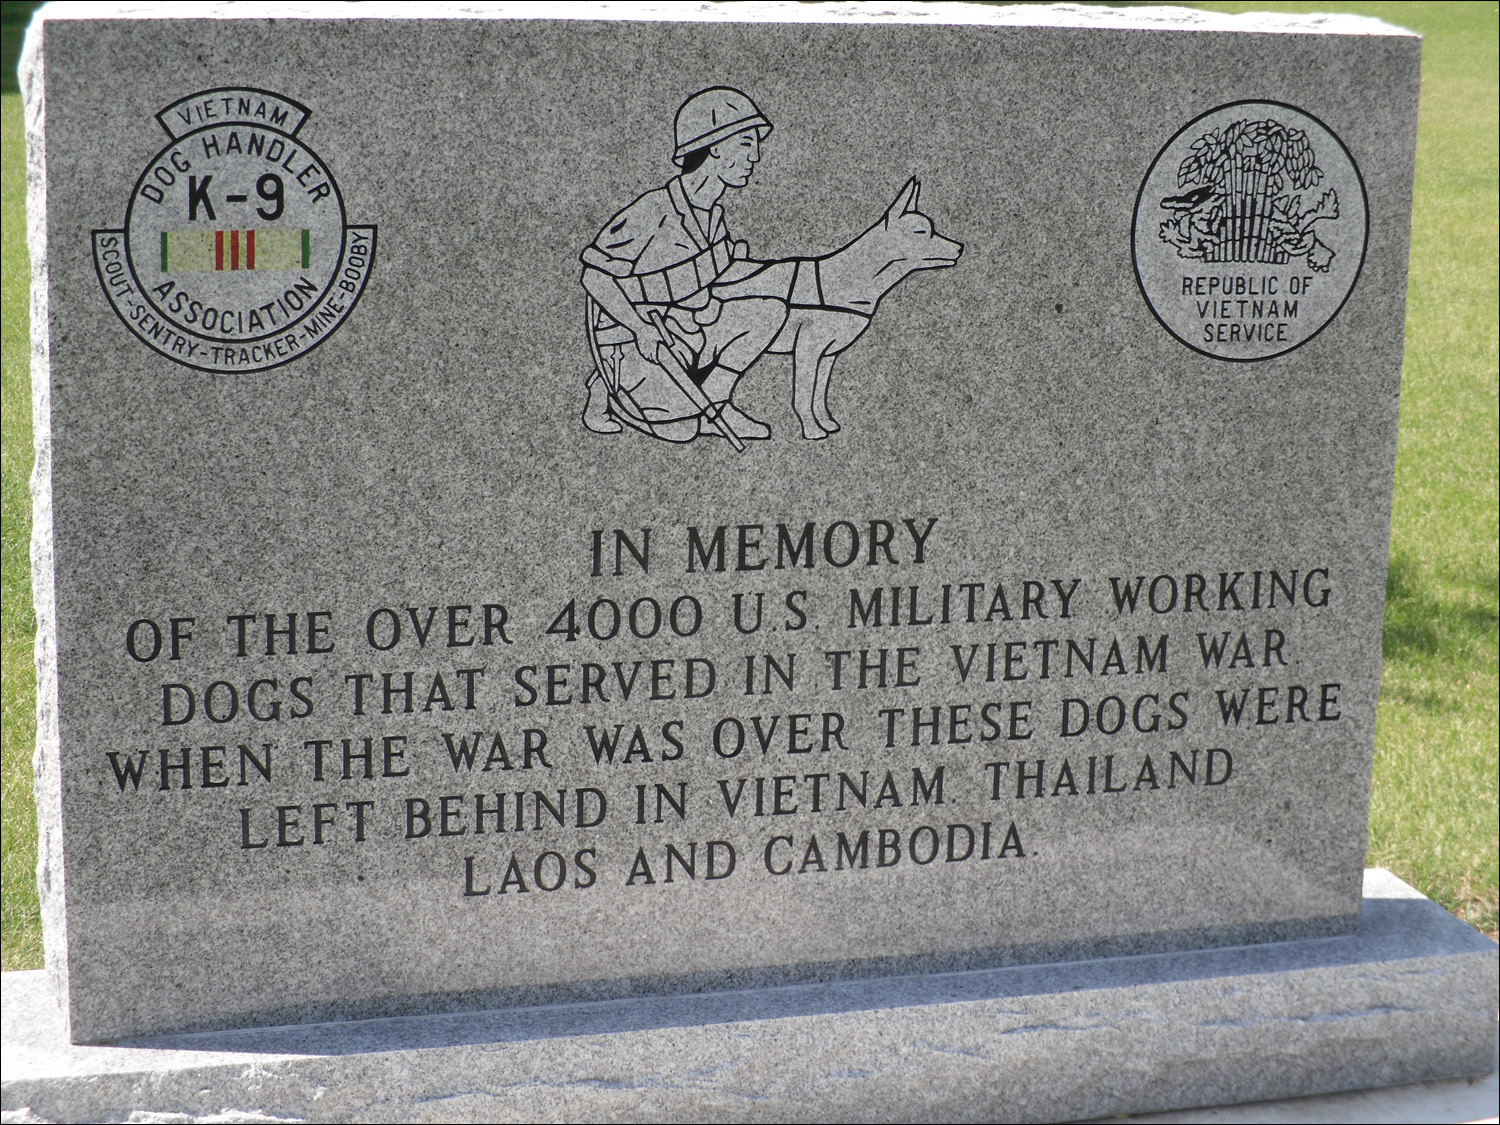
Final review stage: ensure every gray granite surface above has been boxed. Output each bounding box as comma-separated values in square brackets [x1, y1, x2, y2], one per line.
[25, 3, 1423, 1042]
[1111, 1039, 1497, 1125]
[3, 870, 1495, 1123]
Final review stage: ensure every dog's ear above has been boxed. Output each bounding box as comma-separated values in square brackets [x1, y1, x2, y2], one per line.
[886, 176, 919, 222]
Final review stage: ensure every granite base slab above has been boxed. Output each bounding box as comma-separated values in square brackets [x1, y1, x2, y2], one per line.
[3, 870, 1494, 1125]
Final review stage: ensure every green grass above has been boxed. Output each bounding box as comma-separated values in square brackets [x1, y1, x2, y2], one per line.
[2, 90, 38, 968]
[1, 4, 1496, 968]
[1356, 0, 1498, 934]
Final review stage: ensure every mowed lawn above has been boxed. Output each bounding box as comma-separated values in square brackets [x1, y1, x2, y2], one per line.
[1, 3, 1496, 968]
[1355, 0, 1498, 935]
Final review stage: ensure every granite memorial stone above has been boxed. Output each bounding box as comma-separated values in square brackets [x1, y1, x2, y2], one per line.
[13, 2, 1495, 1119]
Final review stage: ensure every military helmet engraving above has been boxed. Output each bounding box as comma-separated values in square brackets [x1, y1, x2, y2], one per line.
[672, 87, 773, 164]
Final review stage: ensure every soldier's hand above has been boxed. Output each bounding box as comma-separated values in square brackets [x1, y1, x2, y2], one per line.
[633, 321, 666, 366]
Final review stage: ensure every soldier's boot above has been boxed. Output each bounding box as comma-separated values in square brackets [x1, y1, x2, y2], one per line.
[582, 372, 621, 434]
[707, 400, 771, 441]
[699, 363, 770, 441]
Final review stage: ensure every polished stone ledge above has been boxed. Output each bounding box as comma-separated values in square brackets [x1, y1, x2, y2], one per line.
[3, 869, 1495, 1124]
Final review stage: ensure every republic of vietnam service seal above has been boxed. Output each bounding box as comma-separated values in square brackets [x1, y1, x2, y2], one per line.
[1132, 100, 1368, 362]
[93, 87, 377, 373]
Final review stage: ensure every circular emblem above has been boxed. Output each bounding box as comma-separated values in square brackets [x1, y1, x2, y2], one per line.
[1132, 100, 1368, 362]
[94, 88, 376, 373]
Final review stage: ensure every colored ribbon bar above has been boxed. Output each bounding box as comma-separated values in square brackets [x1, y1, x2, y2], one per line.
[160, 229, 310, 273]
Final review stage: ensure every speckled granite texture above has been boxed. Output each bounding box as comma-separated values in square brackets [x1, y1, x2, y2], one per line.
[26, 3, 1428, 1045]
[2, 871, 1495, 1123]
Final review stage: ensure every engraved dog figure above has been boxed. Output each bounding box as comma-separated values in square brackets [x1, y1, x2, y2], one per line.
[712, 177, 963, 440]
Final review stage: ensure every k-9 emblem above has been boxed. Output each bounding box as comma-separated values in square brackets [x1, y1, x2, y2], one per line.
[93, 87, 377, 373]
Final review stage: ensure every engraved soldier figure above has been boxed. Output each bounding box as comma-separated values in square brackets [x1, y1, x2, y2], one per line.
[581, 88, 787, 443]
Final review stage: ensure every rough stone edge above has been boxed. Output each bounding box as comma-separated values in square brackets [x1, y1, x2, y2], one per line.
[27, 0, 1418, 36]
[19, 13, 69, 1047]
